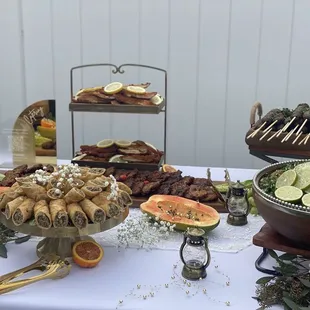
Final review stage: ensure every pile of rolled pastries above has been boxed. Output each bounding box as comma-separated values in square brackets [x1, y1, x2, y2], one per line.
[0, 165, 132, 230]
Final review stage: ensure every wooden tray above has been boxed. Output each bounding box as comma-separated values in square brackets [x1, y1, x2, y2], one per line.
[253, 223, 310, 257]
[130, 181, 227, 213]
[71, 155, 164, 172]
[69, 99, 165, 115]
[35, 147, 56, 157]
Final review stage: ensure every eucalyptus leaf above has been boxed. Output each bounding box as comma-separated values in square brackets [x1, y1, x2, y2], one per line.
[300, 289, 309, 297]
[256, 276, 274, 285]
[299, 307, 310, 310]
[298, 278, 310, 288]
[268, 249, 279, 260]
[283, 297, 302, 310]
[284, 304, 291, 310]
[15, 235, 31, 244]
[0, 244, 7, 258]
[279, 253, 298, 261]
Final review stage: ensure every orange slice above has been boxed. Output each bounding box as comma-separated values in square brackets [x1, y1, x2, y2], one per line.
[162, 164, 177, 173]
[115, 140, 132, 148]
[96, 139, 114, 148]
[126, 86, 146, 94]
[72, 240, 104, 268]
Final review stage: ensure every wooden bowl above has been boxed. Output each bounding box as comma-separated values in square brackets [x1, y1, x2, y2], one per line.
[252, 160, 310, 249]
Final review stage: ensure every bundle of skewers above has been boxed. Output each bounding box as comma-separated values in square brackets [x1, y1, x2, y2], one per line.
[245, 102, 310, 152]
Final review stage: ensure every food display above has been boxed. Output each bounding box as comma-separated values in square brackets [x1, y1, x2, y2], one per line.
[246, 102, 310, 154]
[253, 159, 310, 248]
[140, 195, 220, 232]
[0, 164, 132, 230]
[72, 82, 164, 107]
[35, 118, 57, 156]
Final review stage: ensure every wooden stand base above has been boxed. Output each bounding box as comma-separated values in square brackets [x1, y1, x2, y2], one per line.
[253, 224, 310, 275]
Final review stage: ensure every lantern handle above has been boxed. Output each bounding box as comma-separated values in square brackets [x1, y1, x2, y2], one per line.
[179, 234, 188, 266]
[202, 244, 211, 269]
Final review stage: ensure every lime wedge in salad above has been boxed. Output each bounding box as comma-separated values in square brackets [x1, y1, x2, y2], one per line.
[302, 193, 310, 207]
[293, 167, 310, 190]
[295, 162, 310, 174]
[275, 169, 297, 189]
[274, 186, 303, 203]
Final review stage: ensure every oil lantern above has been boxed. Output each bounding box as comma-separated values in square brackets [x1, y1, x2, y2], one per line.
[225, 180, 250, 226]
[179, 228, 211, 281]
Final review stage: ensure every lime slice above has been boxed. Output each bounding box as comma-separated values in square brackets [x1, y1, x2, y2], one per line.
[275, 169, 297, 189]
[275, 186, 303, 203]
[295, 162, 310, 174]
[294, 167, 310, 190]
[302, 193, 310, 207]
[150, 94, 164, 105]
[96, 139, 114, 148]
[126, 86, 146, 94]
[104, 82, 123, 94]
[115, 140, 132, 148]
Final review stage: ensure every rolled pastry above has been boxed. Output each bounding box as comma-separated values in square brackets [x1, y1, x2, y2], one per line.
[117, 182, 132, 195]
[81, 185, 102, 199]
[67, 202, 88, 229]
[79, 199, 106, 223]
[117, 190, 133, 209]
[4, 196, 25, 219]
[64, 179, 85, 193]
[49, 199, 68, 228]
[0, 193, 12, 210]
[15, 177, 32, 186]
[64, 187, 85, 204]
[34, 200, 52, 229]
[87, 168, 106, 179]
[47, 177, 65, 191]
[47, 188, 64, 200]
[12, 198, 35, 226]
[92, 193, 121, 218]
[87, 177, 110, 190]
[21, 183, 48, 201]
[5, 187, 23, 199]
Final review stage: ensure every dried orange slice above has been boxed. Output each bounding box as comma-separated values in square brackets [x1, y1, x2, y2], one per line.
[41, 118, 56, 128]
[104, 82, 123, 94]
[72, 240, 103, 268]
[126, 86, 146, 94]
[162, 164, 177, 173]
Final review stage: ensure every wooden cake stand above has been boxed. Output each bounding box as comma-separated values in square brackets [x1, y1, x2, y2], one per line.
[253, 224, 310, 275]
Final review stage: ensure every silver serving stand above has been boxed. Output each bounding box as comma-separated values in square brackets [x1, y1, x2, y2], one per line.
[0, 208, 129, 259]
[68, 63, 168, 163]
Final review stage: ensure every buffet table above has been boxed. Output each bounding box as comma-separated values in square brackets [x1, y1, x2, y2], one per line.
[0, 164, 282, 310]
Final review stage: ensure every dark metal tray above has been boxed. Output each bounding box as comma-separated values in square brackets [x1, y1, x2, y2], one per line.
[69, 99, 165, 115]
[71, 155, 164, 171]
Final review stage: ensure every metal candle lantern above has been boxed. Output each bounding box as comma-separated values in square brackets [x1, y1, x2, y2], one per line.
[179, 228, 211, 281]
[225, 180, 250, 226]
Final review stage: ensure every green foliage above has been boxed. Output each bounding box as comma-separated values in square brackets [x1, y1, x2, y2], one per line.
[255, 251, 310, 309]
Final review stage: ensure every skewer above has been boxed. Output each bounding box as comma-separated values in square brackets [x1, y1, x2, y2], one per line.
[296, 119, 308, 136]
[276, 116, 296, 137]
[304, 134, 310, 145]
[292, 132, 302, 145]
[259, 127, 273, 141]
[267, 129, 282, 142]
[284, 124, 299, 141]
[298, 133, 310, 146]
[262, 120, 278, 133]
[247, 122, 266, 139]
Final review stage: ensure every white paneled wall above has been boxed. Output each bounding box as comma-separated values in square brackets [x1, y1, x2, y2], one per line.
[1, 0, 310, 169]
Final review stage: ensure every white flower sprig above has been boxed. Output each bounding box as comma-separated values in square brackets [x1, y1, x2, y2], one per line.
[117, 213, 176, 249]
[107, 174, 119, 201]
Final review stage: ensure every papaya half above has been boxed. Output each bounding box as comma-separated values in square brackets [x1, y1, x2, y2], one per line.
[140, 195, 220, 232]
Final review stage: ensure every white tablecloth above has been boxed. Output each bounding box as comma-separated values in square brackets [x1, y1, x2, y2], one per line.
[0, 163, 282, 310]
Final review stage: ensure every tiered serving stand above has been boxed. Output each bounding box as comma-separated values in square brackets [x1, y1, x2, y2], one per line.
[0, 208, 128, 259]
[68, 63, 168, 166]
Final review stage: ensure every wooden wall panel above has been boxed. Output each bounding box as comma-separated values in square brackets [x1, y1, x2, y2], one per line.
[224, 0, 262, 168]
[80, 0, 112, 147]
[2, 0, 310, 168]
[168, 0, 200, 165]
[51, 0, 83, 159]
[252, 0, 295, 168]
[196, 0, 231, 167]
